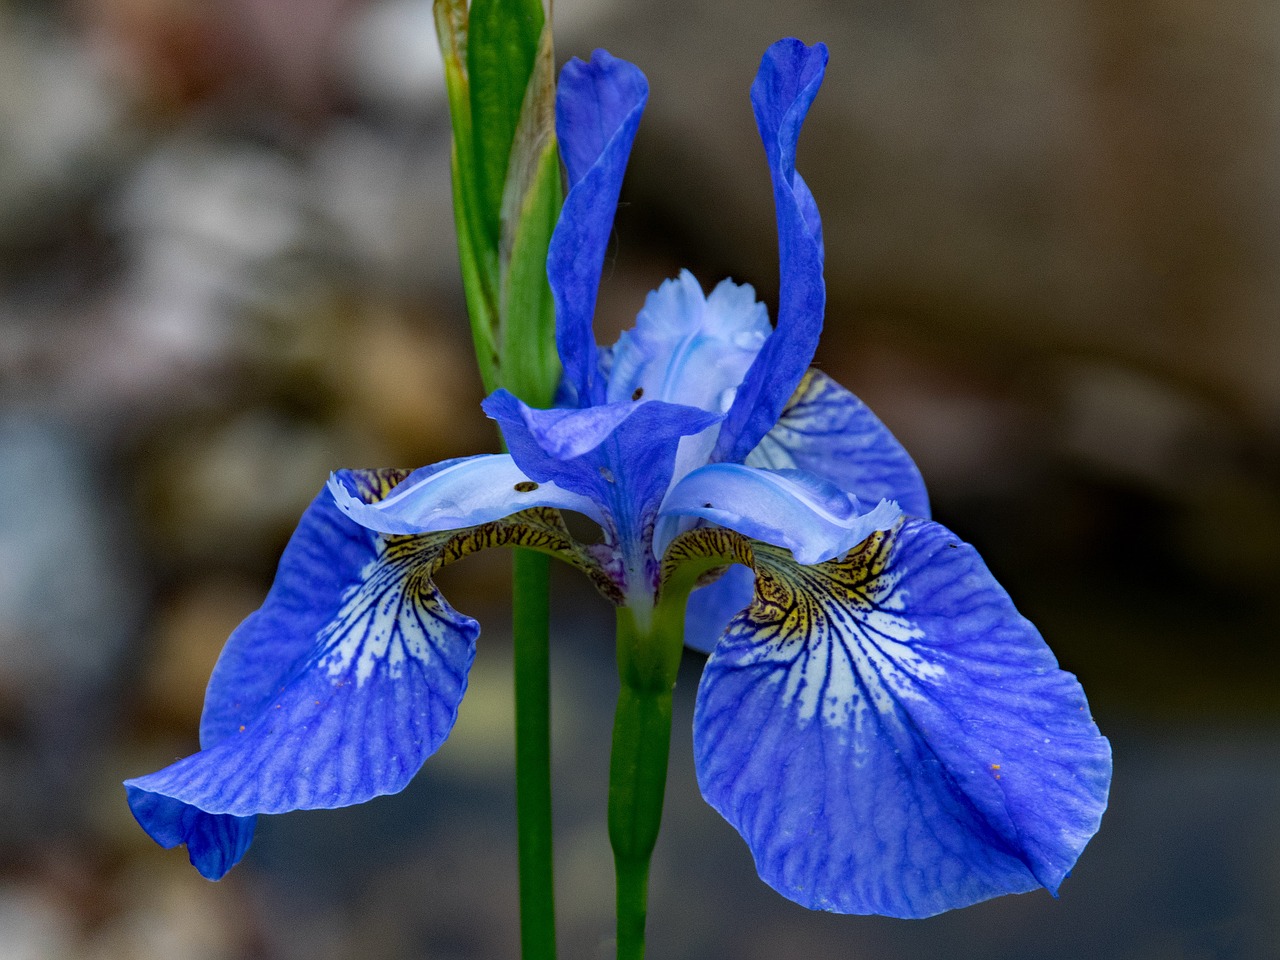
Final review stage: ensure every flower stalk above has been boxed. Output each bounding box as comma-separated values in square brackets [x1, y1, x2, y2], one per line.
[513, 548, 556, 960]
[607, 581, 698, 958]
[608, 676, 670, 960]
[435, 1, 562, 956]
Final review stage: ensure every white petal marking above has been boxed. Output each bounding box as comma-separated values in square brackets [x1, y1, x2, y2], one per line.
[317, 538, 447, 687]
[736, 549, 944, 758]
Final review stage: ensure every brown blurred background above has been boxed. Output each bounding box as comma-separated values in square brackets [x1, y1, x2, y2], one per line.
[1, 0, 1277, 957]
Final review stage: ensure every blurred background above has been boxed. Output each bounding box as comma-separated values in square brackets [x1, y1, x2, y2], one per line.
[2, 0, 1278, 957]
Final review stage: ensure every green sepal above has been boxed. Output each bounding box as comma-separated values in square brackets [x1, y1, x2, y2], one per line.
[468, 0, 546, 249]
[498, 24, 563, 408]
[434, 0, 500, 391]
[437, 0, 561, 404]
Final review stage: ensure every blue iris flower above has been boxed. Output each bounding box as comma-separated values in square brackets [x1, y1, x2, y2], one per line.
[125, 39, 1110, 919]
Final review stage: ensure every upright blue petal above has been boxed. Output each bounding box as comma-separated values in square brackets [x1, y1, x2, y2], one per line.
[713, 39, 829, 464]
[606, 272, 771, 487]
[550, 50, 649, 407]
[748, 369, 931, 519]
[126, 471, 478, 876]
[693, 519, 1112, 917]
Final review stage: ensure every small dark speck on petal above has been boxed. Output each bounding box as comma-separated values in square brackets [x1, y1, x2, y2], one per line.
[703, 502, 713, 508]
[632, 387, 644, 400]
[514, 481, 539, 493]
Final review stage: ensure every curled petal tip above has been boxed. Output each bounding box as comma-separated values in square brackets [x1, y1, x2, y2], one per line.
[557, 50, 649, 188]
[125, 784, 255, 881]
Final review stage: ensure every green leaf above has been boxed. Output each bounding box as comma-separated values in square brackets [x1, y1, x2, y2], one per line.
[499, 23, 562, 407]
[468, 0, 546, 250]
[434, 0, 501, 391]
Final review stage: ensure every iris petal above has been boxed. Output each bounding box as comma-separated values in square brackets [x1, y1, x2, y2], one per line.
[126, 475, 478, 864]
[485, 388, 721, 551]
[199, 468, 414, 746]
[484, 390, 642, 461]
[691, 519, 1112, 918]
[748, 369, 931, 519]
[329, 454, 605, 535]
[714, 39, 829, 464]
[606, 271, 770, 412]
[550, 50, 649, 407]
[606, 272, 772, 489]
[661, 462, 900, 564]
[126, 471, 592, 877]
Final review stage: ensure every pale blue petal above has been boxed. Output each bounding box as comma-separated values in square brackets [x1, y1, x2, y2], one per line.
[125, 471, 476, 873]
[693, 518, 1112, 918]
[748, 369, 931, 519]
[661, 463, 900, 564]
[714, 39, 829, 463]
[550, 50, 649, 406]
[683, 563, 755, 655]
[329, 454, 605, 535]
[605, 273, 771, 487]
[606, 272, 770, 413]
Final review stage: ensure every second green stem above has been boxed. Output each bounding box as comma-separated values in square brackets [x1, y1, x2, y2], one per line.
[513, 547, 557, 960]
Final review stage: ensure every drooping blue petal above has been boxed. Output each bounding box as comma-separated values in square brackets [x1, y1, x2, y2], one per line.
[550, 50, 649, 407]
[693, 519, 1112, 918]
[748, 369, 931, 519]
[126, 471, 478, 875]
[683, 563, 755, 655]
[660, 462, 900, 564]
[329, 454, 605, 535]
[484, 388, 720, 546]
[713, 39, 829, 464]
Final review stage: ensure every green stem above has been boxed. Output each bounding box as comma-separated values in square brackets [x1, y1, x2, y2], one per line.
[609, 686, 671, 960]
[513, 548, 557, 959]
[607, 605, 685, 960]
